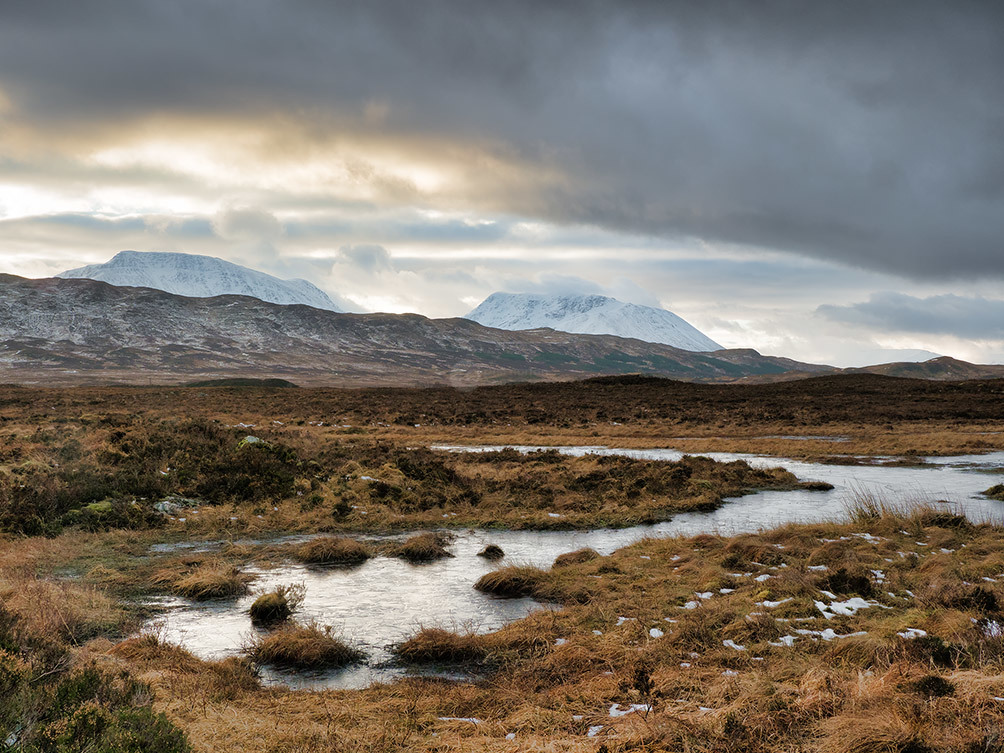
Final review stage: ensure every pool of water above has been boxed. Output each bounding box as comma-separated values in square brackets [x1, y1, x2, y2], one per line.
[144, 445, 1004, 689]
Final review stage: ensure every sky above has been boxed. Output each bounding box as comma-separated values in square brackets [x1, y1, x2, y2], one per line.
[0, 1, 1002, 367]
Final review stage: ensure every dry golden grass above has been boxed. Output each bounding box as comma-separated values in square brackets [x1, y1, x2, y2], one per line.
[0, 576, 129, 644]
[390, 532, 454, 562]
[397, 628, 489, 664]
[165, 560, 254, 600]
[91, 505, 1004, 752]
[249, 584, 305, 626]
[552, 547, 599, 568]
[295, 536, 372, 565]
[245, 622, 363, 669]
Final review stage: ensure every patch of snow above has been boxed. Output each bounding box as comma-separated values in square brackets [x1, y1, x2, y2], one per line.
[609, 703, 651, 718]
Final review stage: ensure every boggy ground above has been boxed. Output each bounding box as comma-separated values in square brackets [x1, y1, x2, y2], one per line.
[0, 408, 819, 540]
[1, 373, 1003, 463]
[1, 377, 1003, 751]
[71, 504, 1004, 753]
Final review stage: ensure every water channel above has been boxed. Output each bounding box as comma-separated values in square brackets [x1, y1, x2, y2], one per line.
[144, 445, 1004, 689]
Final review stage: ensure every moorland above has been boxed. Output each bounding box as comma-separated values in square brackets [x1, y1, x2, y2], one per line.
[1, 374, 1004, 752]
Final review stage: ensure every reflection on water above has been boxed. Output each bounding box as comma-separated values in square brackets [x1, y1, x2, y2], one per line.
[145, 445, 1004, 688]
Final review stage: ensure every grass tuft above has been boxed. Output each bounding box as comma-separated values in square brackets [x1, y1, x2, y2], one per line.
[248, 584, 305, 626]
[245, 621, 363, 669]
[170, 561, 253, 600]
[477, 544, 505, 560]
[396, 627, 488, 663]
[295, 536, 371, 565]
[474, 566, 547, 599]
[391, 532, 454, 562]
[552, 548, 599, 568]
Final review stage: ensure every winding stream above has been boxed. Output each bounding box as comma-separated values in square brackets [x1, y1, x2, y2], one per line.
[144, 445, 1004, 689]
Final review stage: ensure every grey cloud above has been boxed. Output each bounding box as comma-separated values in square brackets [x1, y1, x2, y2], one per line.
[213, 207, 282, 242]
[334, 244, 393, 274]
[818, 292, 1004, 339]
[0, 2, 1002, 278]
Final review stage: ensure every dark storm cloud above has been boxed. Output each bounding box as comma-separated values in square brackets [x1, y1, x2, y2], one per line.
[1, 1, 1003, 277]
[818, 293, 1004, 339]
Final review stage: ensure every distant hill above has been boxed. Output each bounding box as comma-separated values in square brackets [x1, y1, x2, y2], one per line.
[0, 274, 829, 386]
[848, 356, 1004, 381]
[465, 292, 722, 351]
[58, 250, 346, 311]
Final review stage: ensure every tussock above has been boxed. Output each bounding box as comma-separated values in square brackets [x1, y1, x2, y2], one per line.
[248, 583, 305, 626]
[553, 548, 599, 568]
[170, 561, 253, 600]
[474, 566, 548, 598]
[295, 536, 371, 565]
[245, 621, 363, 669]
[397, 628, 488, 663]
[392, 532, 454, 562]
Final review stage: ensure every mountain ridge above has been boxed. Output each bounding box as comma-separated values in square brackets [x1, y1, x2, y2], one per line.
[57, 250, 346, 312]
[465, 292, 722, 351]
[0, 274, 827, 386]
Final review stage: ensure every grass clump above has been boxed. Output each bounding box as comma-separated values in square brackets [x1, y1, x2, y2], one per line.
[169, 562, 253, 600]
[397, 628, 488, 663]
[391, 532, 454, 562]
[477, 544, 505, 560]
[249, 584, 305, 627]
[295, 536, 371, 565]
[553, 547, 599, 568]
[246, 622, 363, 669]
[983, 484, 1004, 501]
[474, 566, 548, 599]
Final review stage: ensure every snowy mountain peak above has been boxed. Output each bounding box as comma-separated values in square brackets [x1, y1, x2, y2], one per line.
[465, 292, 722, 352]
[57, 250, 345, 312]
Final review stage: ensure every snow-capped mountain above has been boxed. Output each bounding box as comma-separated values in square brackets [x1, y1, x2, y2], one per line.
[465, 292, 722, 352]
[57, 250, 345, 311]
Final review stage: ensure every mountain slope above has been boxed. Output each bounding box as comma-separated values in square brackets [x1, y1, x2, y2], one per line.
[58, 250, 345, 311]
[848, 356, 1004, 381]
[465, 292, 722, 351]
[0, 275, 829, 386]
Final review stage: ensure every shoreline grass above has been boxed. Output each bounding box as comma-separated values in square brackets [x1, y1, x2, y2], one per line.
[245, 621, 363, 669]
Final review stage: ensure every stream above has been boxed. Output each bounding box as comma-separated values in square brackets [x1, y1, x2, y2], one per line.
[144, 445, 1004, 689]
